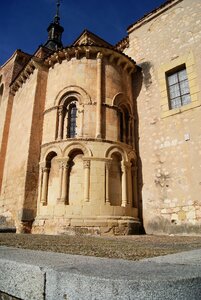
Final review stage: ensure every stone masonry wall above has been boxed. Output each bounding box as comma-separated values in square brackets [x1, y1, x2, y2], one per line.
[125, 0, 201, 234]
[0, 70, 40, 232]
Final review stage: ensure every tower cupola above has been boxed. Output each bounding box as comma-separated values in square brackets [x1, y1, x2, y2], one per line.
[44, 0, 64, 51]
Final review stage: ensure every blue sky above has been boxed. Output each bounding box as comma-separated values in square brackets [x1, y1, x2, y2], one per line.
[0, 0, 166, 65]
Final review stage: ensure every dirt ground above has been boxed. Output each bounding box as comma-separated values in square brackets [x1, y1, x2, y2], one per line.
[1, 233, 201, 260]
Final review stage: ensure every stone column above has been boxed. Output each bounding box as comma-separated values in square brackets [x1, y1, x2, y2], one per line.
[96, 52, 102, 138]
[132, 117, 136, 149]
[57, 105, 64, 140]
[41, 167, 50, 205]
[60, 161, 69, 204]
[127, 163, 132, 205]
[77, 107, 84, 137]
[58, 161, 63, 200]
[105, 161, 111, 204]
[121, 162, 127, 207]
[128, 117, 132, 145]
[83, 160, 90, 202]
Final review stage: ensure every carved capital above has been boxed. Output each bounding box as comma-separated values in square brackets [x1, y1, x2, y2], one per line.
[58, 159, 70, 170]
[121, 162, 127, 173]
[58, 105, 63, 115]
[42, 167, 50, 173]
[83, 160, 90, 169]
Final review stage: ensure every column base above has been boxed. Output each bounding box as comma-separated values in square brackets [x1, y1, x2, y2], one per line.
[57, 198, 67, 204]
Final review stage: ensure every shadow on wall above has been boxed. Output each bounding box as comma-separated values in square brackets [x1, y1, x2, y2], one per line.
[0, 215, 16, 233]
[140, 62, 152, 90]
[132, 66, 145, 234]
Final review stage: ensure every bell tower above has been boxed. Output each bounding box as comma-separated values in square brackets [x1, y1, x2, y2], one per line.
[44, 0, 64, 51]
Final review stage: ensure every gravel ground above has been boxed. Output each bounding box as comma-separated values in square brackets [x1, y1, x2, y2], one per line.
[0, 233, 201, 261]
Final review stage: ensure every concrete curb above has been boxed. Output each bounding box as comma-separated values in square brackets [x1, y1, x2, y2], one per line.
[0, 246, 201, 299]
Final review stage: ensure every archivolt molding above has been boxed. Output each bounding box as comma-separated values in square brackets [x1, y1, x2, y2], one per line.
[63, 142, 92, 158]
[41, 145, 62, 162]
[54, 85, 91, 106]
[10, 58, 48, 95]
[105, 145, 128, 162]
[112, 92, 133, 115]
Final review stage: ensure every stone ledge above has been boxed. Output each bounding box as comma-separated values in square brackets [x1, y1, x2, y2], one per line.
[32, 216, 140, 235]
[0, 246, 201, 300]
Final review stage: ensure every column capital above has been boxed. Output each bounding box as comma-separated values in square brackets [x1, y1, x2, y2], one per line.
[121, 161, 127, 171]
[42, 167, 50, 173]
[83, 160, 90, 169]
[58, 105, 64, 115]
[62, 159, 71, 169]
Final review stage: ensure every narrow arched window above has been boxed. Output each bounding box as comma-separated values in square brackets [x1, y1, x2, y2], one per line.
[119, 110, 124, 142]
[0, 84, 3, 106]
[67, 103, 77, 138]
[124, 110, 129, 144]
[57, 96, 79, 140]
[118, 106, 130, 144]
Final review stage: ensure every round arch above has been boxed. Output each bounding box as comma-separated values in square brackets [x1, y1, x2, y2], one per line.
[54, 85, 91, 106]
[63, 142, 92, 158]
[41, 145, 62, 162]
[112, 92, 133, 115]
[105, 145, 128, 162]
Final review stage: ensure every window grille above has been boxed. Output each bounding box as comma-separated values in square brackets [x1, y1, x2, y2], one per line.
[67, 103, 77, 138]
[167, 67, 191, 109]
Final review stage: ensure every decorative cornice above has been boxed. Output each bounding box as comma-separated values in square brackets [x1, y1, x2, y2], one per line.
[44, 45, 136, 74]
[115, 37, 129, 52]
[9, 44, 136, 95]
[10, 58, 48, 95]
[41, 138, 135, 153]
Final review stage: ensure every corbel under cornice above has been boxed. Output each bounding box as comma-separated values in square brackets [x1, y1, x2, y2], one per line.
[10, 57, 48, 95]
[44, 45, 136, 74]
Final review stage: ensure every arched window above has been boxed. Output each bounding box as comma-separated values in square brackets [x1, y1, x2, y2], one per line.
[57, 97, 78, 140]
[67, 103, 77, 138]
[68, 149, 84, 204]
[41, 151, 57, 205]
[118, 106, 130, 144]
[119, 110, 124, 142]
[109, 152, 122, 206]
[0, 83, 4, 106]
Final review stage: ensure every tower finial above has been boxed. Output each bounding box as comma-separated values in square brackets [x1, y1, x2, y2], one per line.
[54, 0, 60, 24]
[44, 0, 64, 51]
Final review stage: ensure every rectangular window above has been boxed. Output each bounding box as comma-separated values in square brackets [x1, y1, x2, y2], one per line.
[166, 67, 191, 109]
